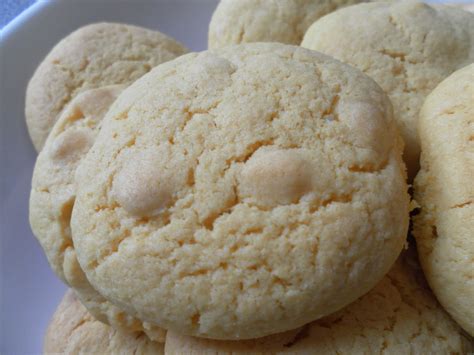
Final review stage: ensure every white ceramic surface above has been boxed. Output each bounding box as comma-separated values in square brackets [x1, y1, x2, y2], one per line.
[0, 0, 464, 354]
[0, 1, 216, 353]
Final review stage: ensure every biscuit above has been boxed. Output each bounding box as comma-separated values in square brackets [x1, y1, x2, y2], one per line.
[413, 63, 474, 336]
[29, 86, 165, 342]
[44, 290, 164, 355]
[71, 43, 409, 339]
[301, 1, 474, 180]
[25, 22, 188, 151]
[165, 248, 474, 354]
[208, 0, 362, 49]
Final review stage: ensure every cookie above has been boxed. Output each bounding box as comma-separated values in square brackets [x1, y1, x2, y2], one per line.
[413, 63, 474, 336]
[29, 85, 165, 342]
[165, 248, 474, 354]
[301, 1, 474, 180]
[25, 22, 188, 151]
[71, 43, 409, 339]
[44, 290, 163, 355]
[208, 0, 362, 49]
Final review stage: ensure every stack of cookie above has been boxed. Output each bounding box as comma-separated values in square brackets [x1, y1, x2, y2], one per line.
[26, 1, 473, 354]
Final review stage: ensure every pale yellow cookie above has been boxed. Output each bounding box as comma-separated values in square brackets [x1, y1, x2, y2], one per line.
[413, 63, 474, 336]
[71, 43, 409, 340]
[44, 290, 164, 355]
[29, 86, 165, 342]
[165, 248, 473, 354]
[302, 1, 474, 180]
[30, 85, 123, 282]
[25, 22, 188, 151]
[208, 0, 362, 49]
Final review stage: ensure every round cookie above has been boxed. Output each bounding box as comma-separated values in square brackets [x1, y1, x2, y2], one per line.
[44, 290, 164, 355]
[71, 43, 409, 339]
[30, 85, 124, 282]
[208, 0, 362, 49]
[301, 1, 474, 180]
[29, 86, 165, 342]
[413, 63, 474, 336]
[165, 248, 474, 354]
[25, 22, 188, 151]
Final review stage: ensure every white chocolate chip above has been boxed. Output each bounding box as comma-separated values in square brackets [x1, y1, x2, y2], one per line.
[239, 149, 312, 208]
[49, 128, 94, 163]
[111, 149, 175, 217]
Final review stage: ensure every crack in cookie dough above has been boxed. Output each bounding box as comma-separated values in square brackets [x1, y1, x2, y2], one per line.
[72, 44, 409, 340]
[450, 201, 473, 209]
[302, 1, 474, 180]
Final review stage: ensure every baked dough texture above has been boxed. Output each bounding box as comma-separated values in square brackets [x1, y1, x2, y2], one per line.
[165, 248, 474, 354]
[25, 22, 188, 151]
[208, 0, 362, 49]
[44, 290, 164, 355]
[301, 1, 474, 180]
[71, 43, 409, 340]
[29, 86, 165, 342]
[413, 63, 474, 336]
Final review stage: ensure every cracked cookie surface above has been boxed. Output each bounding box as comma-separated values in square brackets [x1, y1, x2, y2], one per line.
[413, 63, 474, 336]
[25, 22, 188, 151]
[44, 290, 164, 355]
[71, 43, 409, 340]
[302, 1, 474, 180]
[29, 86, 166, 342]
[164, 248, 474, 354]
[208, 0, 362, 49]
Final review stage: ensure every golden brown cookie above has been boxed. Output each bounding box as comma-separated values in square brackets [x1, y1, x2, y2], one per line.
[25, 22, 188, 151]
[71, 43, 409, 340]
